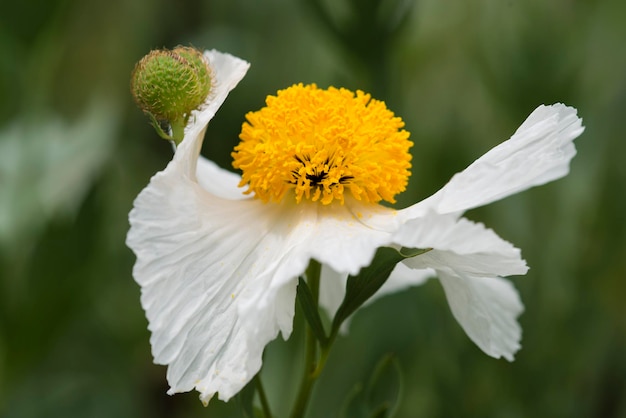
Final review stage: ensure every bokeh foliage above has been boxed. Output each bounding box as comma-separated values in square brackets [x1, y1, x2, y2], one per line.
[1, 0, 625, 417]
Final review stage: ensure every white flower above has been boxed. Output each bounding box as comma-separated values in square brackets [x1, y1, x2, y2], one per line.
[126, 50, 584, 404]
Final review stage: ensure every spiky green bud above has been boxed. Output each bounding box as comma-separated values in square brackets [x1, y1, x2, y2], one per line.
[130, 46, 212, 142]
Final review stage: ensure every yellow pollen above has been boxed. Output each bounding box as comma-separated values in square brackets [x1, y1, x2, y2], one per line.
[232, 84, 413, 205]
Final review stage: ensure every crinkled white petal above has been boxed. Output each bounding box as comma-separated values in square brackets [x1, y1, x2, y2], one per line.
[301, 199, 402, 276]
[390, 213, 526, 359]
[182, 50, 251, 162]
[236, 199, 404, 341]
[173, 50, 251, 181]
[318, 264, 347, 320]
[438, 272, 524, 361]
[383, 105, 584, 358]
[405, 104, 584, 218]
[130, 176, 300, 401]
[395, 214, 528, 277]
[129, 182, 404, 402]
[196, 156, 247, 200]
[377, 263, 435, 300]
[127, 50, 256, 402]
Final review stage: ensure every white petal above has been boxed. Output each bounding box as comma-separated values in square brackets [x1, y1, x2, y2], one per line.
[127, 50, 258, 401]
[395, 214, 528, 277]
[380, 263, 434, 296]
[196, 156, 247, 200]
[391, 214, 526, 359]
[319, 213, 525, 333]
[302, 199, 402, 276]
[405, 104, 584, 217]
[319, 264, 346, 321]
[175, 50, 251, 180]
[388, 105, 582, 355]
[128, 172, 302, 401]
[128, 188, 404, 401]
[320, 213, 523, 329]
[438, 271, 524, 361]
[236, 199, 405, 339]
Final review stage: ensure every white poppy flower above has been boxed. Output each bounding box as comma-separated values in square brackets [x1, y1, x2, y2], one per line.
[127, 49, 584, 403]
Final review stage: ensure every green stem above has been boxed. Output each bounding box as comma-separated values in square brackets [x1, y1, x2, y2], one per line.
[289, 261, 322, 418]
[312, 335, 335, 379]
[170, 118, 187, 145]
[254, 374, 273, 418]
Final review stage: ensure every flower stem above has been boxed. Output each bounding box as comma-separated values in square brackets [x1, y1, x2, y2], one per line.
[254, 374, 273, 418]
[170, 118, 186, 145]
[289, 260, 322, 418]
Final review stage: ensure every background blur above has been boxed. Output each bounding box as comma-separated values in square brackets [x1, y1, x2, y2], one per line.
[1, 0, 625, 417]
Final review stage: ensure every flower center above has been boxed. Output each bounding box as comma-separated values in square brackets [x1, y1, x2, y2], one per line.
[232, 84, 412, 205]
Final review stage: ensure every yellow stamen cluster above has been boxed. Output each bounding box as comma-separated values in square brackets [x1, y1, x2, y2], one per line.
[232, 84, 412, 205]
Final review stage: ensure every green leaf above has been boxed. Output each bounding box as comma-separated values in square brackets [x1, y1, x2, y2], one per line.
[365, 354, 403, 418]
[146, 111, 175, 141]
[339, 354, 404, 418]
[237, 378, 256, 418]
[331, 247, 430, 336]
[297, 277, 328, 344]
[340, 382, 366, 418]
[368, 405, 392, 418]
[399, 247, 432, 258]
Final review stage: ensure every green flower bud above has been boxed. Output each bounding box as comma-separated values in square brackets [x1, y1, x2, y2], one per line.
[130, 46, 213, 142]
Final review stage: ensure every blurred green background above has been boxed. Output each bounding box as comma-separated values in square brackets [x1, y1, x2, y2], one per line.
[1, 0, 625, 417]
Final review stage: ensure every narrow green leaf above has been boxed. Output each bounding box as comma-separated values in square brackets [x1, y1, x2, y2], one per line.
[339, 354, 404, 418]
[297, 277, 328, 344]
[253, 406, 266, 418]
[399, 247, 432, 258]
[331, 248, 403, 334]
[368, 405, 392, 418]
[367, 404, 391, 418]
[146, 112, 175, 141]
[339, 382, 366, 418]
[237, 378, 256, 418]
[330, 246, 431, 336]
[365, 354, 403, 418]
